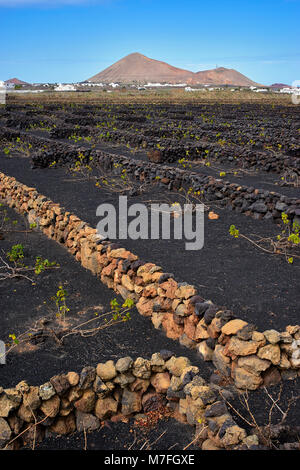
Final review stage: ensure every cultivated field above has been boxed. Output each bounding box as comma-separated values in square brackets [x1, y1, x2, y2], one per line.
[0, 91, 299, 451]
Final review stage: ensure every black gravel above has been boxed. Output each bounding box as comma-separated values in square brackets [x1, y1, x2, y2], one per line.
[0, 155, 299, 332]
[0, 205, 214, 389]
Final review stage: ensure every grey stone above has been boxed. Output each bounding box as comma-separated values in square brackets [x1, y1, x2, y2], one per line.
[115, 357, 133, 373]
[251, 202, 268, 213]
[0, 417, 12, 447]
[75, 411, 100, 432]
[121, 389, 142, 415]
[39, 382, 56, 401]
[204, 401, 228, 418]
[79, 366, 96, 390]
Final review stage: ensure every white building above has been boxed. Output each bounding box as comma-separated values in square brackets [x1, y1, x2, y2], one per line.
[185, 86, 206, 92]
[4, 82, 15, 89]
[0, 81, 6, 104]
[280, 87, 294, 94]
[54, 83, 76, 92]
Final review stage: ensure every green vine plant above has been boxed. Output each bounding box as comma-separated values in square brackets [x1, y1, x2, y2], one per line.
[170, 185, 227, 214]
[0, 244, 59, 283]
[56, 295, 134, 339]
[94, 164, 136, 194]
[2, 143, 14, 156]
[7, 243, 25, 264]
[178, 186, 209, 212]
[69, 151, 93, 179]
[0, 203, 39, 237]
[4, 296, 135, 357]
[280, 169, 299, 188]
[52, 284, 70, 321]
[12, 137, 33, 157]
[229, 212, 300, 264]
[27, 121, 56, 132]
[178, 157, 192, 169]
[34, 256, 58, 275]
[143, 182, 224, 217]
[68, 133, 83, 144]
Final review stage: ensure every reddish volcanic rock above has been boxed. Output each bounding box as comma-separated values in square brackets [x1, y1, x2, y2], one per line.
[88, 52, 259, 86]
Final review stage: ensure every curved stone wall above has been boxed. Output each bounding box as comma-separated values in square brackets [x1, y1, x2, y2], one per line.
[0, 171, 299, 394]
[0, 353, 259, 450]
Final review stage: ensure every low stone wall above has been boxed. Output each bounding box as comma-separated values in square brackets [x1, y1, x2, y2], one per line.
[31, 145, 300, 224]
[1, 126, 299, 223]
[0, 353, 259, 450]
[94, 151, 300, 224]
[0, 171, 299, 394]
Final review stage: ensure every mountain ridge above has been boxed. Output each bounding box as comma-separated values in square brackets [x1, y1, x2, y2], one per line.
[5, 78, 30, 85]
[89, 52, 259, 86]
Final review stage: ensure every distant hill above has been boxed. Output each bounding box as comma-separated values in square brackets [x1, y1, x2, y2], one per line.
[88, 53, 259, 86]
[5, 78, 30, 86]
[270, 83, 291, 89]
[195, 67, 258, 86]
[89, 53, 195, 84]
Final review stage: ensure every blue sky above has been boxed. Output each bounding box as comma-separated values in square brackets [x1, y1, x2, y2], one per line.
[0, 0, 299, 85]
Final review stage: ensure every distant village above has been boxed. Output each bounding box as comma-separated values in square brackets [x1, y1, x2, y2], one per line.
[1, 53, 298, 96]
[0, 77, 297, 95]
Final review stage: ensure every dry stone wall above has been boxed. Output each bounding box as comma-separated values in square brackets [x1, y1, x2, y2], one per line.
[0, 353, 260, 450]
[0, 171, 299, 395]
[1, 126, 299, 223]
[33, 146, 300, 224]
